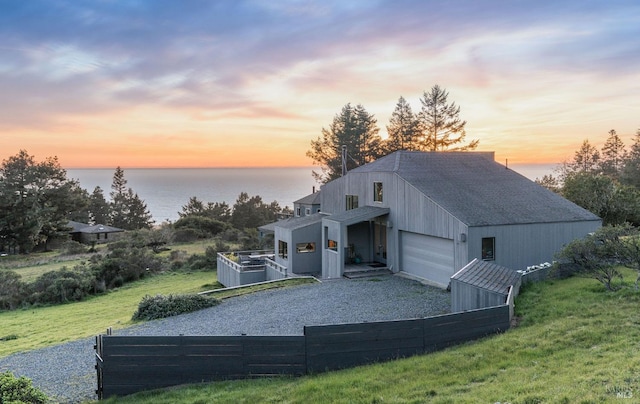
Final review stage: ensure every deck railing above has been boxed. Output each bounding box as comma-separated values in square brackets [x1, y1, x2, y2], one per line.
[217, 250, 281, 287]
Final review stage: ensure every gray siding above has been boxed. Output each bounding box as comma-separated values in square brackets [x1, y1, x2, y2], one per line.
[392, 179, 469, 272]
[290, 224, 322, 274]
[321, 171, 470, 278]
[467, 220, 601, 271]
[451, 282, 508, 312]
[216, 257, 265, 287]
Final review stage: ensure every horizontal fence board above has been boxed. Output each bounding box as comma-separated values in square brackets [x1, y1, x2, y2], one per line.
[307, 336, 423, 355]
[98, 305, 511, 399]
[304, 319, 423, 337]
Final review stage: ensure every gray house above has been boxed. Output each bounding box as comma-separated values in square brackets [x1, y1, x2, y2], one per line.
[221, 150, 601, 289]
[271, 212, 325, 275]
[307, 151, 599, 287]
[67, 221, 124, 244]
[293, 190, 322, 217]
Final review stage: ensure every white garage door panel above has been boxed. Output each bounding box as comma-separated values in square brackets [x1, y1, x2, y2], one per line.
[401, 232, 454, 287]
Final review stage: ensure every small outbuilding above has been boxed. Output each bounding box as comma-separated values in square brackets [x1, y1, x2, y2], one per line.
[68, 221, 124, 244]
[450, 258, 522, 312]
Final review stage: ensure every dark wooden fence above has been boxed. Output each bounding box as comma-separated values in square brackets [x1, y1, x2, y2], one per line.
[95, 305, 510, 399]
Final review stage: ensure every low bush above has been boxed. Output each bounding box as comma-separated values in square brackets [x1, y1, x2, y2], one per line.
[183, 246, 219, 270]
[132, 294, 219, 321]
[174, 216, 229, 238]
[173, 228, 207, 243]
[59, 240, 87, 255]
[0, 371, 48, 404]
[94, 247, 166, 288]
[0, 270, 26, 311]
[28, 266, 96, 305]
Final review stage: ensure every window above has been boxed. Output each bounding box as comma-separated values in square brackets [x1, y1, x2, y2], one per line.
[374, 182, 383, 202]
[346, 195, 358, 210]
[305, 207, 311, 215]
[296, 242, 315, 253]
[296, 207, 301, 217]
[482, 237, 495, 261]
[327, 239, 338, 251]
[278, 240, 288, 259]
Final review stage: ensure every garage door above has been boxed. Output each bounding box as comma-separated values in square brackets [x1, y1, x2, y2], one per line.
[400, 231, 454, 287]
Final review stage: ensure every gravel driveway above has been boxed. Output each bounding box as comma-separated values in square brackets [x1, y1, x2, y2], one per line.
[0, 275, 450, 403]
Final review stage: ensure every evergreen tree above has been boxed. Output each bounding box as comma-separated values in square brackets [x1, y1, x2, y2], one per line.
[417, 85, 478, 151]
[0, 151, 80, 252]
[622, 128, 640, 188]
[109, 166, 129, 228]
[108, 167, 153, 230]
[307, 103, 383, 183]
[125, 189, 153, 230]
[89, 186, 110, 224]
[179, 197, 231, 222]
[600, 129, 626, 179]
[230, 192, 281, 230]
[560, 139, 600, 179]
[385, 96, 420, 152]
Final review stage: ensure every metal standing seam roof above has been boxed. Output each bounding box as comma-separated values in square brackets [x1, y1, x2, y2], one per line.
[451, 258, 521, 295]
[349, 151, 601, 227]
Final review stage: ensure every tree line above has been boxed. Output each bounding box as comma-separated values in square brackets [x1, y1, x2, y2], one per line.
[537, 129, 640, 226]
[307, 84, 478, 183]
[0, 151, 153, 254]
[0, 150, 291, 254]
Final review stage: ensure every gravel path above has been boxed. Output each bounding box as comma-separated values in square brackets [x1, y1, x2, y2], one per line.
[0, 275, 450, 403]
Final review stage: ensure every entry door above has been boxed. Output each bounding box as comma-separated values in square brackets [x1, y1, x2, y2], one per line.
[374, 222, 387, 264]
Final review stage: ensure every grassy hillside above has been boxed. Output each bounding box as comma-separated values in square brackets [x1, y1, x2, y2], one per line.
[101, 270, 640, 403]
[0, 270, 217, 357]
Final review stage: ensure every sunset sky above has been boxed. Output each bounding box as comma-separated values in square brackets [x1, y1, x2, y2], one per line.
[1, 1, 639, 168]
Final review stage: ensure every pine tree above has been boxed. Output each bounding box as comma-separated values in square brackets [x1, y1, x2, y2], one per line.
[600, 129, 626, 179]
[386, 96, 420, 152]
[563, 139, 600, 176]
[307, 103, 383, 183]
[108, 167, 153, 230]
[109, 167, 129, 229]
[89, 186, 111, 225]
[417, 85, 478, 151]
[622, 129, 640, 188]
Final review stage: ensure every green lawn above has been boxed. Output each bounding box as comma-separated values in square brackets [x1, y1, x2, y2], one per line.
[0, 270, 217, 357]
[100, 269, 640, 404]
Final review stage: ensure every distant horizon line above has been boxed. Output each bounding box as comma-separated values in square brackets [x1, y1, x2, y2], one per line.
[64, 162, 559, 170]
[64, 165, 320, 170]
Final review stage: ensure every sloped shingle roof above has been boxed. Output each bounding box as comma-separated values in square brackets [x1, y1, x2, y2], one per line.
[350, 151, 600, 226]
[67, 221, 124, 234]
[294, 191, 322, 205]
[272, 212, 327, 231]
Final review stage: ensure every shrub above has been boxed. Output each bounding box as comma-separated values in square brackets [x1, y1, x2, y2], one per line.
[0, 270, 26, 311]
[173, 228, 207, 243]
[0, 371, 48, 404]
[94, 247, 166, 288]
[184, 246, 220, 270]
[28, 266, 95, 305]
[60, 240, 87, 255]
[132, 294, 219, 321]
[174, 216, 229, 237]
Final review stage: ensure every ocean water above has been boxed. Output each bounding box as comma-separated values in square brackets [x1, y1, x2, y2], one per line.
[67, 164, 555, 224]
[67, 167, 319, 223]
